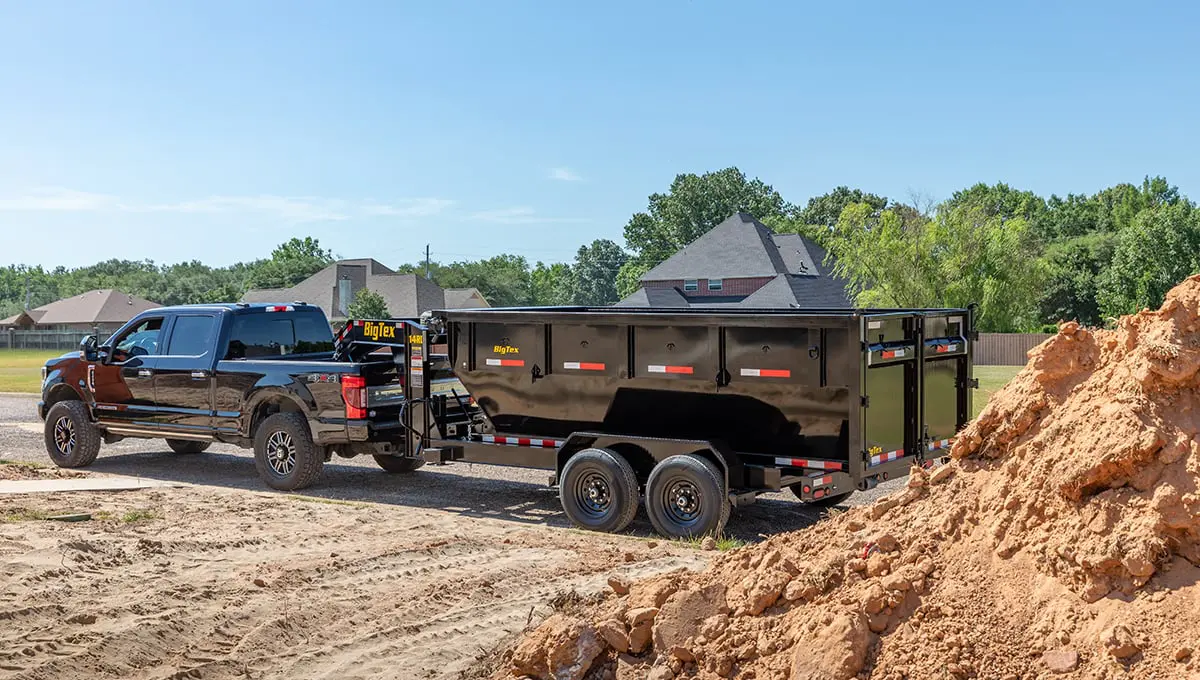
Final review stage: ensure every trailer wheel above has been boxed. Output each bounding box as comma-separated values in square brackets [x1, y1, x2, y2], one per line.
[559, 448, 639, 534]
[166, 439, 210, 454]
[253, 413, 323, 491]
[791, 486, 854, 507]
[373, 455, 425, 473]
[645, 455, 730, 540]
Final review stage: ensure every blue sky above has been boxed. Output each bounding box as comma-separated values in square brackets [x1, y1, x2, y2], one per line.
[1, 1, 1197, 269]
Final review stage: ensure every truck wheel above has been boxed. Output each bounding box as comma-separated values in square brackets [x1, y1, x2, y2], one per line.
[559, 448, 640, 534]
[645, 455, 730, 540]
[43, 401, 101, 468]
[791, 486, 854, 507]
[373, 455, 425, 473]
[166, 439, 210, 455]
[253, 413, 323, 491]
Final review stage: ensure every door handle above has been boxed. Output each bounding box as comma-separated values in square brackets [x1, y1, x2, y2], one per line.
[137, 369, 153, 378]
[191, 371, 209, 379]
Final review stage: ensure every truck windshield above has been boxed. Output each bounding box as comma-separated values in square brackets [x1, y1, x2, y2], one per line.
[224, 311, 335, 359]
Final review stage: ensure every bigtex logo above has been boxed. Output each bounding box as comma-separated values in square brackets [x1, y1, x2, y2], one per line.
[493, 344, 520, 355]
[362, 321, 397, 341]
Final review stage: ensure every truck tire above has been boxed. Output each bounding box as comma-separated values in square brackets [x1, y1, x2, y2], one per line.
[43, 401, 101, 469]
[373, 455, 425, 473]
[559, 448, 640, 534]
[645, 454, 730, 540]
[253, 413, 323, 491]
[791, 486, 854, 507]
[166, 439, 210, 455]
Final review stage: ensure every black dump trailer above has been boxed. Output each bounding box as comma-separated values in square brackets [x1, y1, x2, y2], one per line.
[341, 306, 976, 539]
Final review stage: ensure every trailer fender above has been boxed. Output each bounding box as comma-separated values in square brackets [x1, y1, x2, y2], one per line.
[557, 433, 743, 493]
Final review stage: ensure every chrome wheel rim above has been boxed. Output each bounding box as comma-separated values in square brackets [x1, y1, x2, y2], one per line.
[663, 479, 702, 525]
[53, 416, 75, 455]
[265, 431, 296, 476]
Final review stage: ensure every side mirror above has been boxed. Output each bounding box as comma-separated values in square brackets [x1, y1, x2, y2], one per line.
[97, 345, 113, 364]
[79, 335, 99, 361]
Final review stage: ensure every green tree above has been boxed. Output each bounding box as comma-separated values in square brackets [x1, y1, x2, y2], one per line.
[615, 259, 651, 299]
[825, 202, 1046, 331]
[623, 167, 790, 266]
[1097, 203, 1200, 317]
[794, 186, 888, 228]
[570, 239, 627, 305]
[530, 262, 574, 306]
[1037, 233, 1117, 326]
[942, 182, 1046, 224]
[248, 237, 335, 289]
[346, 287, 390, 319]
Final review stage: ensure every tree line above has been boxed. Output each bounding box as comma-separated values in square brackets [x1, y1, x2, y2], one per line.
[4, 168, 1197, 332]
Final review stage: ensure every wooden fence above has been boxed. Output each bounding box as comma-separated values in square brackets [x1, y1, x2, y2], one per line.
[974, 332, 1053, 366]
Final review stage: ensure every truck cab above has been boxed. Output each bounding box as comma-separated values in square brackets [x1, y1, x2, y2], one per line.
[39, 304, 421, 490]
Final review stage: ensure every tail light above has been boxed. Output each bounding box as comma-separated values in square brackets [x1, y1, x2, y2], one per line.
[341, 375, 368, 420]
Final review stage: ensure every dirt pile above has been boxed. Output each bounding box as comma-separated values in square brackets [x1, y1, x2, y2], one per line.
[492, 276, 1200, 680]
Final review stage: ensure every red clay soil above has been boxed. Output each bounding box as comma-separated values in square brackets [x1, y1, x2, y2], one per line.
[491, 275, 1200, 680]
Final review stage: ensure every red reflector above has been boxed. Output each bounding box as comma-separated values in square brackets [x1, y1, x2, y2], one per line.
[485, 358, 525, 367]
[882, 350, 895, 359]
[802, 486, 811, 493]
[341, 375, 368, 420]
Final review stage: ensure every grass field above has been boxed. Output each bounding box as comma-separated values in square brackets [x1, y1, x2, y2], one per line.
[0, 350, 66, 393]
[973, 365, 1021, 418]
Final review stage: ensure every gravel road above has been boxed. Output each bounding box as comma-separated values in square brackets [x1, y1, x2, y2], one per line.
[0, 393, 900, 542]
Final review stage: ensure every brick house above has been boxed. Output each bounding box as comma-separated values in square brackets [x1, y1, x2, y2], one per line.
[616, 212, 851, 308]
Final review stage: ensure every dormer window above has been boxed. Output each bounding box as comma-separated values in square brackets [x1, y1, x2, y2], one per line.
[683, 279, 699, 292]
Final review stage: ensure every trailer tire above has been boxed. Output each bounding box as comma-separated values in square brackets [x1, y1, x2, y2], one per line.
[645, 455, 730, 540]
[253, 413, 323, 491]
[791, 486, 854, 506]
[44, 401, 101, 468]
[559, 448, 640, 534]
[373, 455, 425, 473]
[166, 439, 210, 455]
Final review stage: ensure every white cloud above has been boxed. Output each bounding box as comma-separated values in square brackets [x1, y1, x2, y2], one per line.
[362, 198, 456, 218]
[0, 188, 122, 212]
[468, 206, 587, 225]
[549, 167, 583, 182]
[0, 188, 453, 224]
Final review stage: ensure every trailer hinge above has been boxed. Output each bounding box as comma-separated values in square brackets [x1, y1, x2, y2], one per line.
[960, 378, 979, 389]
[861, 395, 870, 408]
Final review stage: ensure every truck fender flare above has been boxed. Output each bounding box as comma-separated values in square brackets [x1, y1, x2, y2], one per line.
[245, 390, 312, 436]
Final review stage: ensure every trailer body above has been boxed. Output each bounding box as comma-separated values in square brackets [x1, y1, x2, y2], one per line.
[351, 305, 975, 537]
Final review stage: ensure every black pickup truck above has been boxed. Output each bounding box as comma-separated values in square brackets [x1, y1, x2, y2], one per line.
[38, 303, 420, 490]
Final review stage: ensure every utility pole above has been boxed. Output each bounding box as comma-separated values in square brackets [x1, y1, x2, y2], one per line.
[424, 244, 431, 280]
[23, 273, 31, 310]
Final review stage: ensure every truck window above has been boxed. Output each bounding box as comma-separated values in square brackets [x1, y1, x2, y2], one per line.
[110, 317, 165, 362]
[225, 312, 334, 359]
[166, 315, 217, 357]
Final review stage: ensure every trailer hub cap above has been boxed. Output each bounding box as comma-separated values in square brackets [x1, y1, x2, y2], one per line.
[265, 431, 296, 476]
[665, 480, 702, 524]
[575, 471, 612, 517]
[53, 416, 76, 455]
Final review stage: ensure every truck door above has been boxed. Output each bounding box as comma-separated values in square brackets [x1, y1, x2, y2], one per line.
[153, 313, 219, 436]
[92, 316, 165, 430]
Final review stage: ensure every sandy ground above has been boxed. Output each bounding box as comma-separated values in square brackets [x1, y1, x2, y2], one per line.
[0, 393, 900, 679]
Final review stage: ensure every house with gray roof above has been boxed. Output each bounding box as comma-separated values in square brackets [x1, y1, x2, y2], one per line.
[242, 258, 489, 321]
[0, 289, 162, 333]
[616, 212, 851, 308]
